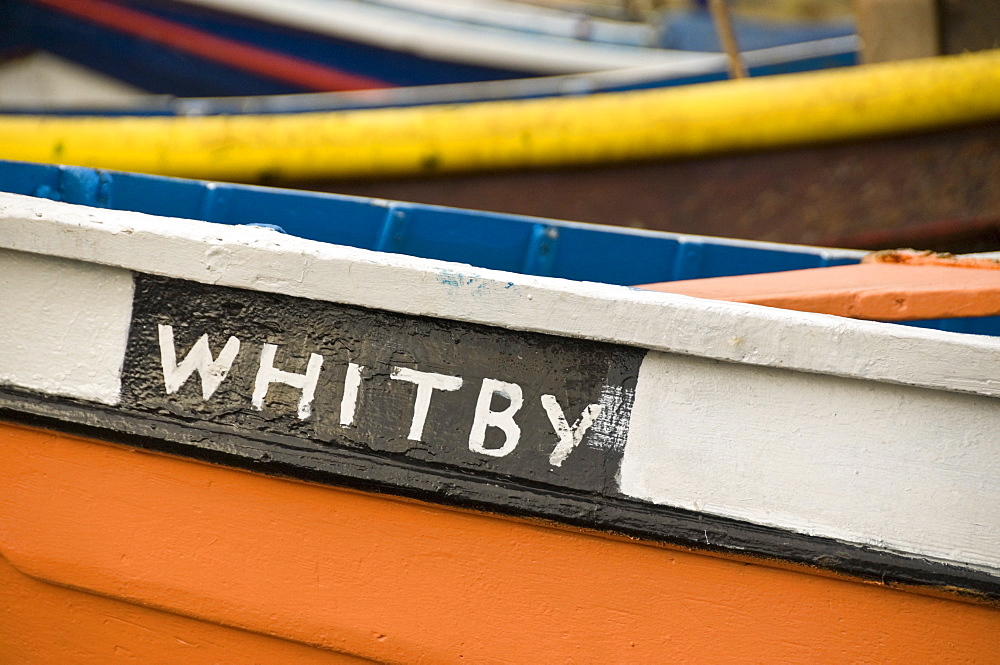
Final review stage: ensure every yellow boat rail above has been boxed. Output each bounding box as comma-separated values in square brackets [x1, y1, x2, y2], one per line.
[1, 50, 998, 182]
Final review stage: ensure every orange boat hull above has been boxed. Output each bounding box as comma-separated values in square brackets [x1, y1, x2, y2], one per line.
[2, 422, 997, 664]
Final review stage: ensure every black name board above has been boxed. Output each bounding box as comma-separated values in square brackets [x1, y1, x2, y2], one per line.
[121, 274, 643, 494]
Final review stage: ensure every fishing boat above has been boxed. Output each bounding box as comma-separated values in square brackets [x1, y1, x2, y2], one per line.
[0, 36, 859, 116]
[1, 160, 997, 662]
[2, 48, 998, 250]
[1, 0, 855, 95]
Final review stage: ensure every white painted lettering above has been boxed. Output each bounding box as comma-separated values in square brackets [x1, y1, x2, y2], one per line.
[469, 378, 523, 458]
[541, 394, 603, 467]
[340, 362, 364, 427]
[252, 343, 324, 419]
[391, 367, 463, 441]
[158, 324, 240, 400]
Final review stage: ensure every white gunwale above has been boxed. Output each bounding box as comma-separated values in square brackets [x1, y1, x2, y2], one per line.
[2, 191, 997, 399]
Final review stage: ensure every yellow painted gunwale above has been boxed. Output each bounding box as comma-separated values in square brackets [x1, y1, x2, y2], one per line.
[1, 50, 999, 181]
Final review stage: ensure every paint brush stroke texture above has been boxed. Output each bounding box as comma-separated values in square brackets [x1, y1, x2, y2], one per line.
[0, 250, 133, 404]
[0, 193, 998, 594]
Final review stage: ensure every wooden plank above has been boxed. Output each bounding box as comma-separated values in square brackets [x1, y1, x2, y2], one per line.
[637, 253, 1000, 320]
[854, 0, 939, 63]
[321, 121, 1000, 252]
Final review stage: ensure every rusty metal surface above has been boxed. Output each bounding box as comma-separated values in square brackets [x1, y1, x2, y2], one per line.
[297, 121, 1000, 253]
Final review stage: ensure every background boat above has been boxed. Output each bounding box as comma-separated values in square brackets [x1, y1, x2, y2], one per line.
[3, 157, 998, 336]
[2, 1, 998, 253]
[2, 49, 998, 252]
[0, 0, 855, 95]
[0, 36, 859, 116]
[1, 159, 998, 662]
[0, 158, 866, 284]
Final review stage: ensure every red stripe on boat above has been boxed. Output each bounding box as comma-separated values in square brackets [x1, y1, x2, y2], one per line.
[31, 0, 393, 91]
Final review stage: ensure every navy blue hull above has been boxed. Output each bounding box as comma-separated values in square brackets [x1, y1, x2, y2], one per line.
[7, 0, 536, 95]
[5, 0, 855, 99]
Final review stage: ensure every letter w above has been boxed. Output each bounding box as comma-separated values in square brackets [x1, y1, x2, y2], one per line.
[158, 324, 241, 400]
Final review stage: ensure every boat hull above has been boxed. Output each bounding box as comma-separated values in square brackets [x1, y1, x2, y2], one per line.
[2, 171, 999, 662]
[311, 119, 1000, 252]
[3, 422, 998, 664]
[6, 0, 852, 96]
[2, 50, 996, 251]
[6, 0, 531, 93]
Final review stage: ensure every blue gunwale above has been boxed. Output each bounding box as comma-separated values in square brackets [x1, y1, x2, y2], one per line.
[4, 159, 998, 335]
[0, 159, 862, 285]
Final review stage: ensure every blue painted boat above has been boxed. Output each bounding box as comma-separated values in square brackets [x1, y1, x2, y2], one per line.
[0, 0, 857, 99]
[0, 35, 858, 116]
[0, 158, 861, 281]
[3, 158, 997, 336]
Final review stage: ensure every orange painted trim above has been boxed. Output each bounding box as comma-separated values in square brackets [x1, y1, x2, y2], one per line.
[638, 261, 1000, 320]
[1, 422, 997, 663]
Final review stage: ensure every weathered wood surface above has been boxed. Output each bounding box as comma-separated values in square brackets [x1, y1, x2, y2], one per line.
[310, 120, 1000, 251]
[855, 0, 1000, 64]
[855, 0, 939, 63]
